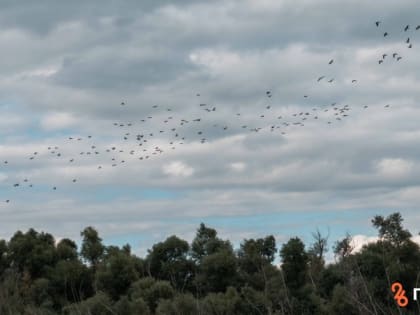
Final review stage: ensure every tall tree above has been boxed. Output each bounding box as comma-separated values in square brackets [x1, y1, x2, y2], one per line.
[280, 237, 308, 293]
[96, 247, 139, 300]
[80, 227, 104, 267]
[0, 239, 8, 275]
[333, 233, 354, 261]
[56, 239, 78, 261]
[196, 248, 238, 294]
[307, 229, 329, 291]
[8, 229, 57, 278]
[146, 235, 194, 291]
[372, 212, 411, 247]
[191, 223, 231, 262]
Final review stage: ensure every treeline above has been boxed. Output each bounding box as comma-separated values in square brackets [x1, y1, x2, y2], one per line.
[0, 212, 419, 314]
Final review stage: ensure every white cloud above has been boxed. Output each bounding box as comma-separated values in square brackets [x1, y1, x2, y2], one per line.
[352, 234, 378, 253]
[162, 161, 194, 177]
[40, 112, 78, 130]
[230, 162, 246, 172]
[376, 158, 413, 179]
[352, 234, 420, 254]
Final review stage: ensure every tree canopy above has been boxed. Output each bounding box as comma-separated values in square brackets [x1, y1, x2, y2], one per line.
[0, 212, 419, 314]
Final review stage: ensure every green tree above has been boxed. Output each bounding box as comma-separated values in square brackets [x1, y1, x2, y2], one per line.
[156, 293, 198, 315]
[201, 287, 243, 315]
[80, 226, 104, 267]
[280, 237, 308, 293]
[191, 223, 232, 262]
[307, 229, 329, 292]
[8, 229, 57, 279]
[333, 233, 353, 261]
[146, 235, 194, 291]
[130, 277, 175, 312]
[47, 258, 93, 306]
[96, 246, 139, 300]
[30, 278, 53, 309]
[372, 212, 411, 247]
[237, 236, 279, 313]
[56, 238, 78, 261]
[0, 239, 8, 275]
[196, 248, 238, 294]
[62, 292, 113, 315]
[113, 295, 151, 315]
[238, 236, 277, 275]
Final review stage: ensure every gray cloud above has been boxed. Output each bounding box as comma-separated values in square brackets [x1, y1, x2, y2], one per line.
[1, 0, 420, 252]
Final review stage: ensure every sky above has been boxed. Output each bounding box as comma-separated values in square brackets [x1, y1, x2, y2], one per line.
[1, 0, 420, 258]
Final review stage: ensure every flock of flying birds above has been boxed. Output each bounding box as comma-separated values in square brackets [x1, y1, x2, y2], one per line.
[375, 21, 420, 63]
[1, 21, 419, 204]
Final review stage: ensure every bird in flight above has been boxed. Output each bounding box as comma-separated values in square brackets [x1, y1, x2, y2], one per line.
[375, 21, 381, 27]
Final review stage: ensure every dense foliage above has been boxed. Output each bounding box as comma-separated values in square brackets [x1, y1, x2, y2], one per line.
[0, 213, 419, 314]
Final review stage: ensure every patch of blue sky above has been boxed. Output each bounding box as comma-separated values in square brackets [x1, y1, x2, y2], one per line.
[104, 233, 154, 249]
[0, 102, 76, 141]
[165, 208, 393, 246]
[53, 185, 183, 203]
[0, 183, 60, 202]
[23, 125, 72, 141]
[1, 181, 183, 206]
[91, 207, 403, 259]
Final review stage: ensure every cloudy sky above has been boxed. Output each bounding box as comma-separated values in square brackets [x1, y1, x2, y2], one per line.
[1, 0, 420, 257]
